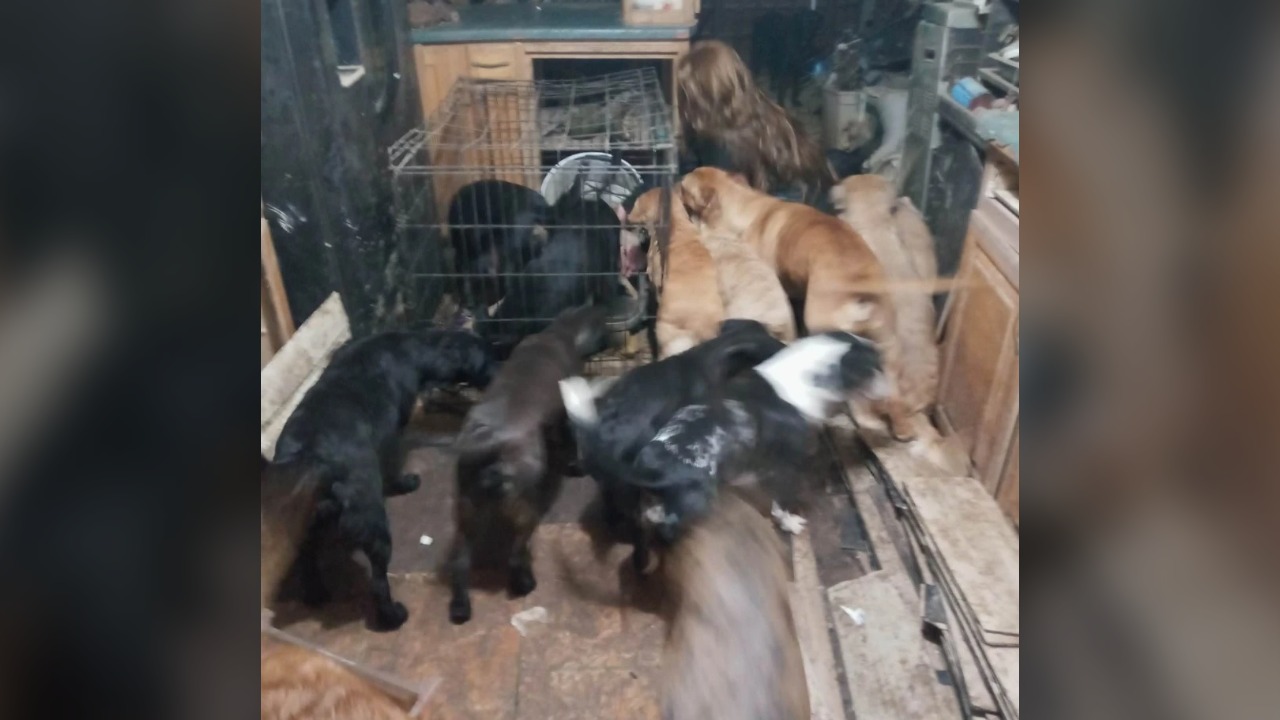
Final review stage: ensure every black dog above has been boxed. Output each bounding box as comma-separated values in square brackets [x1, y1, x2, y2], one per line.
[563, 331, 885, 556]
[556, 320, 786, 559]
[750, 9, 823, 108]
[449, 304, 608, 624]
[271, 330, 495, 631]
[447, 179, 552, 308]
[476, 173, 623, 353]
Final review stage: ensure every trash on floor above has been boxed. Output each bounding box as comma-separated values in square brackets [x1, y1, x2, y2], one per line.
[771, 502, 808, 534]
[510, 606, 549, 637]
[840, 606, 867, 627]
[419, 534, 433, 546]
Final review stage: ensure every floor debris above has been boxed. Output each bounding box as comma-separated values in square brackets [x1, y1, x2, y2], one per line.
[841, 606, 866, 626]
[418, 534, 433, 546]
[510, 606, 549, 637]
[771, 502, 808, 534]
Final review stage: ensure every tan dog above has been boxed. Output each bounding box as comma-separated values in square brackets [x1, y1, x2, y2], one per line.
[830, 175, 939, 433]
[679, 167, 914, 438]
[628, 187, 725, 358]
[696, 232, 797, 342]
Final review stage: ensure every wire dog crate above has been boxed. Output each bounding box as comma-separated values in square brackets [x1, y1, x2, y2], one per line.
[387, 68, 677, 372]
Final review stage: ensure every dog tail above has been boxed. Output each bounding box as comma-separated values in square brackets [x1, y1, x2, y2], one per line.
[558, 377, 671, 491]
[454, 406, 505, 458]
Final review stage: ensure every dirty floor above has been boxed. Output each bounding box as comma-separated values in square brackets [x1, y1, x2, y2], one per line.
[272, 402, 876, 719]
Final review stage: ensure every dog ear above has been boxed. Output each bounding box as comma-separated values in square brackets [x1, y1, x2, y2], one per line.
[727, 172, 749, 187]
[680, 177, 719, 224]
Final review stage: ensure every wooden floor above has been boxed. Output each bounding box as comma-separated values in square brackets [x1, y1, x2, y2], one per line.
[269, 400, 899, 719]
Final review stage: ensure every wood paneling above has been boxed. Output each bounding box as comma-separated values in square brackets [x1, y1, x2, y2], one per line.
[997, 430, 1019, 527]
[937, 196, 1019, 527]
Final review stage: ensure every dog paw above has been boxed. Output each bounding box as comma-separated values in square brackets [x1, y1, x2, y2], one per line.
[392, 473, 422, 494]
[373, 601, 409, 631]
[508, 567, 537, 597]
[449, 597, 472, 625]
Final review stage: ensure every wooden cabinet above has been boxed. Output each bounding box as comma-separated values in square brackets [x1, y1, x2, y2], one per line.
[414, 43, 532, 121]
[937, 186, 1019, 526]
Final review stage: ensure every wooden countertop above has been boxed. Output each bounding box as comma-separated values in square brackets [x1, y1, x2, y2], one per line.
[410, 5, 694, 45]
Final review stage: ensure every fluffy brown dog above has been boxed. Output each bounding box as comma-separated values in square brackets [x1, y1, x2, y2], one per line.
[679, 166, 915, 438]
[696, 232, 797, 342]
[627, 187, 725, 358]
[831, 175, 939, 430]
[677, 40, 832, 202]
[261, 642, 411, 720]
[659, 488, 810, 720]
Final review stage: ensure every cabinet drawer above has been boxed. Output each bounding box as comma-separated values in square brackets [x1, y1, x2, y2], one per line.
[466, 44, 521, 79]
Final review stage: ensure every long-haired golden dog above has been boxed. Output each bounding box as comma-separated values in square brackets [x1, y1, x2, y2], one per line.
[261, 642, 412, 720]
[696, 232, 797, 343]
[831, 175, 940, 435]
[659, 488, 810, 720]
[679, 167, 915, 439]
[627, 187, 725, 358]
[677, 41, 832, 202]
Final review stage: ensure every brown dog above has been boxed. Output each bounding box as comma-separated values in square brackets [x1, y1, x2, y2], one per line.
[679, 166, 915, 438]
[696, 232, 797, 342]
[660, 488, 810, 720]
[628, 187, 725, 358]
[261, 642, 410, 720]
[831, 175, 939, 431]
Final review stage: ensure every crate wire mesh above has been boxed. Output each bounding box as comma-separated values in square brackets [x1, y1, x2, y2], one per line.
[388, 68, 677, 372]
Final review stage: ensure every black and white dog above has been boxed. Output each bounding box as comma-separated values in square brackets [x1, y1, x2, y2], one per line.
[269, 330, 495, 631]
[561, 332, 886, 562]
[558, 320, 786, 542]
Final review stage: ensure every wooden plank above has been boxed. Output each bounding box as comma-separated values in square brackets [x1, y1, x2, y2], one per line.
[902, 507, 999, 715]
[261, 215, 295, 354]
[826, 426, 905, 577]
[260, 293, 351, 459]
[828, 572, 955, 720]
[901, 475, 1019, 642]
[789, 530, 847, 720]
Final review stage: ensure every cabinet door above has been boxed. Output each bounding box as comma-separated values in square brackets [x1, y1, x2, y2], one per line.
[465, 44, 537, 189]
[937, 230, 1019, 489]
[415, 44, 469, 121]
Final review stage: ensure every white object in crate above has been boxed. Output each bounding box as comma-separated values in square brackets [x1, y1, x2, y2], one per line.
[541, 152, 644, 212]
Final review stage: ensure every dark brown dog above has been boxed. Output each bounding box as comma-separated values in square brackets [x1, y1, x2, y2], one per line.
[449, 305, 608, 624]
[659, 488, 810, 720]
